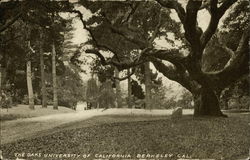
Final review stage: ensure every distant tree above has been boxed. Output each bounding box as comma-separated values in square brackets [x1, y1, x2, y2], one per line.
[144, 62, 151, 109]
[133, 63, 164, 109]
[131, 79, 145, 100]
[127, 69, 132, 108]
[39, 29, 47, 108]
[0, 19, 27, 105]
[98, 79, 116, 109]
[57, 66, 86, 109]
[176, 89, 193, 109]
[86, 77, 99, 109]
[26, 37, 35, 110]
[51, 40, 58, 109]
[114, 67, 122, 108]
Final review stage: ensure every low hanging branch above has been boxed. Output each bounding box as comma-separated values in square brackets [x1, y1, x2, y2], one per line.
[85, 48, 147, 71]
[151, 57, 194, 92]
[147, 49, 186, 65]
[85, 48, 137, 81]
[85, 49, 108, 66]
[111, 68, 136, 81]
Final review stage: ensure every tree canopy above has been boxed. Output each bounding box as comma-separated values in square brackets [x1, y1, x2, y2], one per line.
[75, 0, 249, 116]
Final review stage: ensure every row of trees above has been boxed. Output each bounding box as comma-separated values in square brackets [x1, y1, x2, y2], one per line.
[0, 0, 85, 109]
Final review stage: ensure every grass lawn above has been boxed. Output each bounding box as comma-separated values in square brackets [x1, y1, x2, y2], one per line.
[0, 113, 249, 160]
[0, 105, 74, 121]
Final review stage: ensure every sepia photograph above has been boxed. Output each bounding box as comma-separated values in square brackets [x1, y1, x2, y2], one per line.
[0, 0, 249, 160]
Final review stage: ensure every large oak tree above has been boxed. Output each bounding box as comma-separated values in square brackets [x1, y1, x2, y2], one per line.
[75, 0, 249, 117]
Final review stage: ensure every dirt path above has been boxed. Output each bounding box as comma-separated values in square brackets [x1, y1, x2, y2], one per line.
[0, 109, 194, 144]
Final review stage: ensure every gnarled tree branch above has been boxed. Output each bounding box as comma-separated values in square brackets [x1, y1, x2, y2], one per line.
[85, 49, 108, 66]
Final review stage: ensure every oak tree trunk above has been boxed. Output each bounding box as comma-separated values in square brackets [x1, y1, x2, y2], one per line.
[40, 34, 47, 108]
[144, 62, 151, 109]
[86, 76, 99, 109]
[115, 67, 122, 108]
[52, 42, 58, 110]
[26, 60, 34, 110]
[193, 87, 225, 117]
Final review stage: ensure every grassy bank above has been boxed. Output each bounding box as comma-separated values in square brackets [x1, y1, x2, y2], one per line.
[1, 113, 249, 160]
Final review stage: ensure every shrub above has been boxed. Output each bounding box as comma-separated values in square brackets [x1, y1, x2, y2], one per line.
[0, 91, 12, 109]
